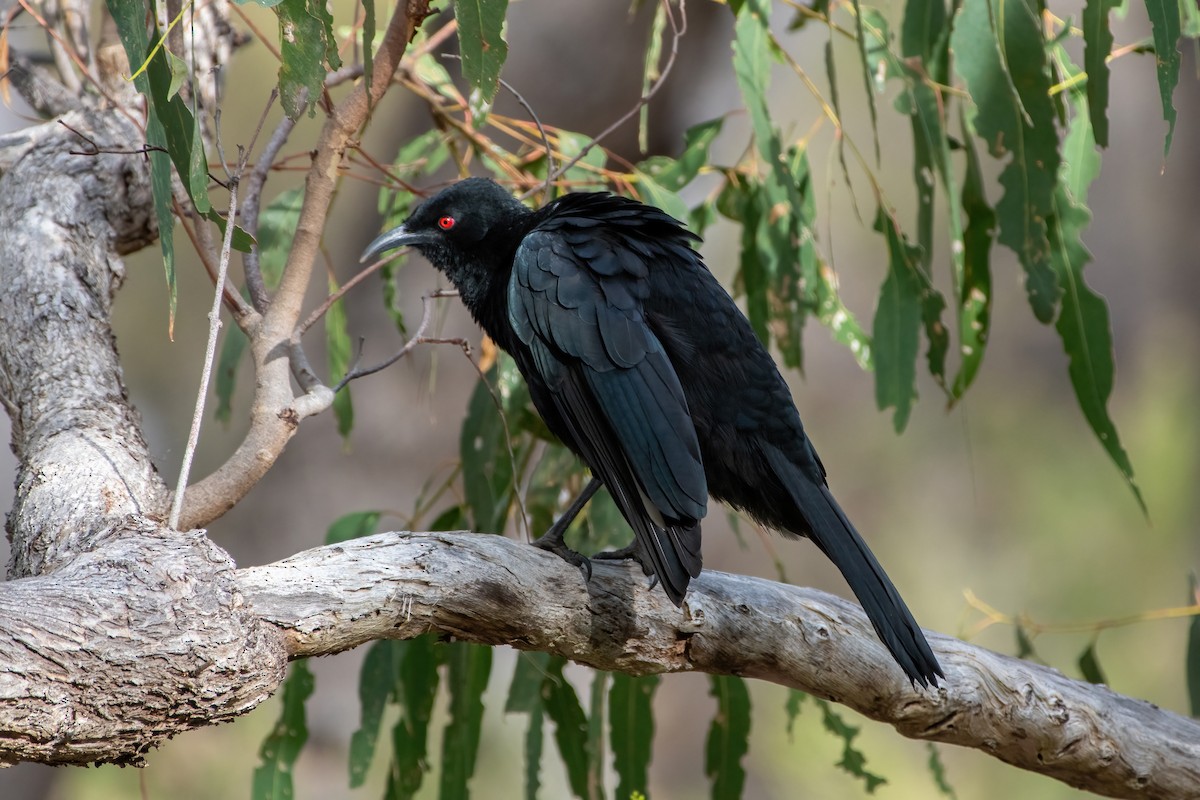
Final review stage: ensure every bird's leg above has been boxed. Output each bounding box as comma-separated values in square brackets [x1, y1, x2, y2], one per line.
[531, 476, 603, 580]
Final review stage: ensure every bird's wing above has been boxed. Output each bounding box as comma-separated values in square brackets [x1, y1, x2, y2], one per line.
[510, 228, 707, 600]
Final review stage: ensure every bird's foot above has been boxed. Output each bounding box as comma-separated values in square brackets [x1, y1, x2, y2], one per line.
[595, 543, 653, 576]
[595, 544, 662, 591]
[531, 531, 592, 581]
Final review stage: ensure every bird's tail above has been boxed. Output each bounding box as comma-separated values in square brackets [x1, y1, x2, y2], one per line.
[621, 515, 702, 607]
[765, 450, 943, 687]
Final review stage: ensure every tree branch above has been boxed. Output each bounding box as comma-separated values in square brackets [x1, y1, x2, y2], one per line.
[174, 1, 431, 531]
[0, 106, 168, 575]
[238, 531, 1200, 800]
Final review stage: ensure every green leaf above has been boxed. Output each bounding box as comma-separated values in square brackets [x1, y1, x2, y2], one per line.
[925, 743, 958, 798]
[325, 511, 381, 545]
[1186, 574, 1200, 717]
[784, 689, 806, 739]
[952, 0, 1060, 323]
[639, 0, 668, 152]
[440, 643, 493, 800]
[461, 366, 518, 533]
[388, 634, 442, 799]
[635, 171, 691, 224]
[252, 662, 315, 800]
[705, 675, 750, 800]
[349, 640, 400, 787]
[145, 39, 210, 216]
[872, 208, 923, 432]
[951, 110, 996, 399]
[204, 210, 255, 253]
[587, 672, 607, 800]
[851, 0, 881, 162]
[258, 188, 305, 288]
[1182, 0, 1200, 36]
[1083, 0, 1118, 147]
[610, 674, 659, 800]
[1078, 641, 1107, 684]
[1048, 57, 1144, 510]
[861, 9, 953, 392]
[326, 275, 354, 441]
[507, 651, 552, 714]
[581, 483, 626, 554]
[506, 652, 552, 798]
[1143, 0, 1182, 154]
[455, 0, 510, 103]
[789, 151, 872, 371]
[816, 699, 887, 793]
[542, 656, 592, 799]
[552, 130, 608, 191]
[637, 118, 724, 191]
[901, 0, 947, 62]
[105, 2, 183, 332]
[1015, 624, 1039, 660]
[277, 0, 342, 120]
[215, 325, 248, 424]
[524, 704, 546, 800]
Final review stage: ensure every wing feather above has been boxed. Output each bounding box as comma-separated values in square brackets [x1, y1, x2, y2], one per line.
[509, 227, 707, 601]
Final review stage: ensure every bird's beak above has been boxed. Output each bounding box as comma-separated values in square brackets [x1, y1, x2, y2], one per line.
[360, 224, 429, 264]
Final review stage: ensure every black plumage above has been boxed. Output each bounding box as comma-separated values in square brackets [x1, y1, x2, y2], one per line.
[362, 178, 942, 687]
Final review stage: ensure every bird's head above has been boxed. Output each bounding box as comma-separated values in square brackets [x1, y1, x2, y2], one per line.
[361, 178, 530, 299]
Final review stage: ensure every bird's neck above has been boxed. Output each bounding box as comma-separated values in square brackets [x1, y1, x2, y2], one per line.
[442, 222, 529, 346]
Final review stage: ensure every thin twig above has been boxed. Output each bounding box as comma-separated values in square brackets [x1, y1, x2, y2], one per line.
[333, 289, 465, 392]
[441, 54, 554, 197]
[535, 0, 686, 195]
[173, 195, 254, 321]
[240, 89, 285, 312]
[169, 150, 246, 531]
[295, 254, 390, 338]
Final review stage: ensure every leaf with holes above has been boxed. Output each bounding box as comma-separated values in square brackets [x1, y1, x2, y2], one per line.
[1144, 0, 1181, 154]
[1049, 47, 1144, 511]
[952, 0, 1060, 324]
[277, 0, 341, 119]
[455, 0, 509, 103]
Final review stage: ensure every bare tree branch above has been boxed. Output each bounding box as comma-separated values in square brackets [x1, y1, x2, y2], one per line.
[238, 531, 1200, 800]
[174, 2, 432, 530]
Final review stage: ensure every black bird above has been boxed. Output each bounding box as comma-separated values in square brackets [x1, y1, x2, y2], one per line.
[362, 178, 942, 687]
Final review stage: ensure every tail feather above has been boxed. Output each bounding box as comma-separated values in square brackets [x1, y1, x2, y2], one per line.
[647, 522, 703, 606]
[764, 449, 943, 686]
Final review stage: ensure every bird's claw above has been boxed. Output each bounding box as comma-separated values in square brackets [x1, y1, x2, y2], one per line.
[531, 533, 593, 582]
[595, 542, 659, 585]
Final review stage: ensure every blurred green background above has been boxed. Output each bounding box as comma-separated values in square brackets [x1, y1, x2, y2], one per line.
[1, 1, 1197, 798]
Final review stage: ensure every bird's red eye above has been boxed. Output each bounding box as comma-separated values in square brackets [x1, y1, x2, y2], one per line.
[438, 216, 456, 230]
